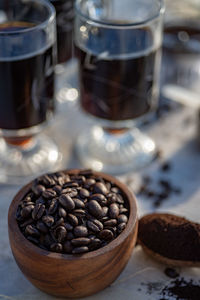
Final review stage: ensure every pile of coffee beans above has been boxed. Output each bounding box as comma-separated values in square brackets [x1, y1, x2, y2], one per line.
[16, 170, 129, 254]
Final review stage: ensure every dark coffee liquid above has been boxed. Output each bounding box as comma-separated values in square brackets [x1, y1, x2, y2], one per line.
[0, 22, 55, 130]
[50, 0, 74, 64]
[76, 29, 160, 121]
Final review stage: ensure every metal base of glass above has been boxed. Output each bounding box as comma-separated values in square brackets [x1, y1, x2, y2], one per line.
[76, 125, 156, 175]
[0, 134, 62, 184]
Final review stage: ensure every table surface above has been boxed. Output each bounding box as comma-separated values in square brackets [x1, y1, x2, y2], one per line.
[0, 66, 200, 300]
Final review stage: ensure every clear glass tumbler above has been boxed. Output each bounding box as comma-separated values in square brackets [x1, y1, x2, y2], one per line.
[75, 0, 164, 174]
[0, 0, 61, 183]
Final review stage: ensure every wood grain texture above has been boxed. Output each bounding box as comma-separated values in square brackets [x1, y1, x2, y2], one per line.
[8, 169, 138, 298]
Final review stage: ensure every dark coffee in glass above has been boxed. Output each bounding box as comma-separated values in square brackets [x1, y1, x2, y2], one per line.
[0, 22, 55, 130]
[50, 0, 74, 64]
[75, 28, 160, 121]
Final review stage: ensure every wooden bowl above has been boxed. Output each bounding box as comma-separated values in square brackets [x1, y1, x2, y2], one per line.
[8, 169, 138, 298]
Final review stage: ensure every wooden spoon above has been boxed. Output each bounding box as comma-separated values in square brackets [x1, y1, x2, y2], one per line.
[138, 213, 200, 267]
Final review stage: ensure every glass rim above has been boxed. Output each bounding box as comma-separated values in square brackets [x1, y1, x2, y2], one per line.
[75, 0, 165, 29]
[0, 0, 55, 35]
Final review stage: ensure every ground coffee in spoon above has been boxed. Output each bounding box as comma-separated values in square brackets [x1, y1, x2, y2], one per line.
[138, 213, 200, 261]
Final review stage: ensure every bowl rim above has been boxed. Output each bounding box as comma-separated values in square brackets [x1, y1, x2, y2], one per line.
[8, 169, 138, 260]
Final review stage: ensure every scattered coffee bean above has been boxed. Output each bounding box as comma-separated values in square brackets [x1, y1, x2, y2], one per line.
[164, 267, 179, 279]
[16, 170, 129, 254]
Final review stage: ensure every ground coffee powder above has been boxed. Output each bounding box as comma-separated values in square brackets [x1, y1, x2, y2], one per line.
[138, 213, 200, 261]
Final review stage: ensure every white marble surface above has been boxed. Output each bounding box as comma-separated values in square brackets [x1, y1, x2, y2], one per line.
[0, 97, 200, 299]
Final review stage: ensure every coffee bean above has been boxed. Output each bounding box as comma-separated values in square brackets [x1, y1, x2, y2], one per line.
[111, 186, 120, 194]
[38, 174, 55, 186]
[109, 203, 119, 219]
[35, 197, 45, 205]
[107, 193, 117, 204]
[27, 236, 39, 244]
[88, 200, 103, 218]
[74, 226, 88, 237]
[54, 226, 67, 242]
[119, 207, 128, 214]
[104, 219, 117, 227]
[90, 194, 107, 206]
[73, 209, 85, 218]
[48, 199, 58, 214]
[32, 184, 46, 196]
[66, 232, 74, 240]
[42, 189, 57, 199]
[53, 185, 62, 194]
[99, 229, 114, 241]
[84, 178, 96, 189]
[20, 218, 33, 228]
[63, 181, 79, 188]
[72, 246, 89, 254]
[118, 222, 126, 233]
[68, 214, 79, 226]
[50, 243, 63, 253]
[89, 238, 101, 250]
[164, 267, 179, 279]
[117, 214, 128, 224]
[32, 203, 45, 220]
[21, 205, 34, 218]
[87, 219, 103, 233]
[71, 237, 90, 246]
[25, 225, 40, 237]
[36, 221, 48, 234]
[73, 198, 85, 209]
[67, 188, 78, 198]
[102, 206, 108, 217]
[79, 188, 90, 198]
[59, 194, 75, 211]
[42, 215, 54, 227]
[51, 217, 64, 229]
[43, 234, 54, 248]
[64, 222, 73, 231]
[116, 194, 124, 204]
[63, 241, 73, 253]
[58, 207, 67, 218]
[93, 182, 108, 195]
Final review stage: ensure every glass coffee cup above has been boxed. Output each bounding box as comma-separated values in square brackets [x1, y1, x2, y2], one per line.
[74, 0, 164, 174]
[0, 0, 61, 183]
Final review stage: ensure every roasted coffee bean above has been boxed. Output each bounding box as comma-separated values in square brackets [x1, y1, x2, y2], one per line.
[71, 175, 86, 185]
[53, 185, 62, 194]
[38, 174, 55, 186]
[25, 225, 40, 237]
[63, 241, 73, 253]
[32, 203, 45, 220]
[43, 234, 55, 248]
[111, 187, 120, 194]
[72, 246, 89, 254]
[116, 194, 124, 204]
[71, 237, 90, 246]
[104, 219, 117, 227]
[54, 226, 67, 242]
[58, 207, 67, 218]
[20, 218, 33, 228]
[67, 188, 78, 198]
[35, 197, 45, 205]
[66, 232, 74, 240]
[99, 229, 114, 241]
[88, 200, 103, 218]
[21, 205, 34, 218]
[51, 217, 64, 229]
[63, 181, 79, 188]
[89, 238, 101, 250]
[50, 243, 63, 253]
[59, 194, 75, 211]
[68, 214, 79, 227]
[73, 209, 85, 217]
[42, 215, 54, 227]
[106, 182, 111, 191]
[73, 198, 85, 209]
[102, 206, 108, 217]
[119, 207, 128, 214]
[64, 222, 73, 231]
[42, 189, 57, 199]
[118, 222, 126, 233]
[36, 221, 48, 233]
[79, 188, 90, 199]
[32, 184, 46, 196]
[109, 203, 119, 219]
[48, 198, 58, 214]
[117, 214, 128, 224]
[90, 194, 107, 206]
[107, 193, 117, 204]
[23, 195, 33, 203]
[87, 220, 103, 233]
[74, 226, 88, 237]
[93, 182, 108, 195]
[84, 178, 96, 189]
